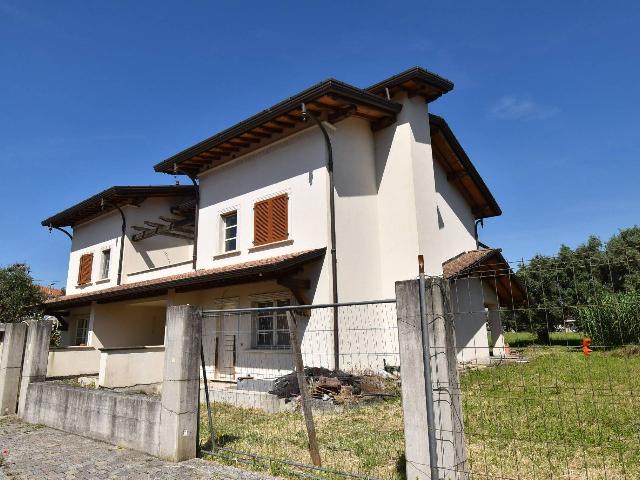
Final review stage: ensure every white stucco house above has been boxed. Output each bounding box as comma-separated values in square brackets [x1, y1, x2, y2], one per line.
[42, 66, 522, 384]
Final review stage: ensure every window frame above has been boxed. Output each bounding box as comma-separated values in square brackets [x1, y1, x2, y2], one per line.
[252, 297, 291, 349]
[100, 248, 111, 280]
[221, 210, 238, 253]
[74, 317, 89, 346]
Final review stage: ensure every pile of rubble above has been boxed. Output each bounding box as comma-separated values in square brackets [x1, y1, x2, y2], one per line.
[269, 367, 362, 402]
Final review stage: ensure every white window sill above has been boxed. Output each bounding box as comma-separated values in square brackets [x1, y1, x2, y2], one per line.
[248, 238, 293, 253]
[95, 278, 111, 285]
[213, 250, 241, 260]
[76, 282, 93, 288]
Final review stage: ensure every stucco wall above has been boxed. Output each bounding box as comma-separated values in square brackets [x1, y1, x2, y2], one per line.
[66, 196, 193, 295]
[22, 382, 161, 457]
[98, 346, 164, 389]
[433, 159, 478, 262]
[90, 301, 165, 349]
[332, 117, 383, 302]
[449, 277, 490, 364]
[47, 347, 100, 377]
[197, 126, 329, 272]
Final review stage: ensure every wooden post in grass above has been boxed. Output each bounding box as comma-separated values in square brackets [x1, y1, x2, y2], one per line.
[287, 310, 322, 467]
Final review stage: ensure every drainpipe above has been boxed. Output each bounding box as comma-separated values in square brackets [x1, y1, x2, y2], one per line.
[474, 218, 484, 249]
[102, 199, 127, 286]
[174, 164, 200, 270]
[301, 104, 340, 371]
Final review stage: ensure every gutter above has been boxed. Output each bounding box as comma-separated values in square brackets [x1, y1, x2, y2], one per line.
[301, 104, 341, 371]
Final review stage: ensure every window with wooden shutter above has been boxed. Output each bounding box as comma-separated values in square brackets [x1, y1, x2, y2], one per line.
[77, 253, 93, 285]
[253, 194, 289, 246]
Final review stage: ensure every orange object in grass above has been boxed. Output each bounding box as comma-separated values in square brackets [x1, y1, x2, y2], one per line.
[582, 338, 592, 357]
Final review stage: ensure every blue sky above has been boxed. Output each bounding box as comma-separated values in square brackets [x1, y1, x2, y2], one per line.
[1, 1, 638, 288]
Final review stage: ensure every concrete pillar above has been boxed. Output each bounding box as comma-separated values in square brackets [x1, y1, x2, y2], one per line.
[159, 305, 201, 462]
[395, 278, 468, 480]
[17, 318, 53, 418]
[487, 306, 505, 357]
[0, 323, 28, 415]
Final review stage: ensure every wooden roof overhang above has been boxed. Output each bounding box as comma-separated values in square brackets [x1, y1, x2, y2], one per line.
[41, 186, 196, 229]
[429, 114, 502, 219]
[367, 66, 454, 102]
[444, 249, 525, 305]
[153, 80, 403, 176]
[43, 248, 326, 311]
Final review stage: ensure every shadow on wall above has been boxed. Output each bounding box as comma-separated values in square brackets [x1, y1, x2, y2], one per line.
[198, 127, 327, 210]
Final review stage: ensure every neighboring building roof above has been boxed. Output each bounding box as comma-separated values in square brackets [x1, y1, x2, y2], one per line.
[43, 249, 326, 310]
[39, 286, 64, 299]
[366, 66, 454, 101]
[153, 78, 404, 176]
[429, 114, 501, 218]
[443, 248, 525, 304]
[41, 185, 196, 228]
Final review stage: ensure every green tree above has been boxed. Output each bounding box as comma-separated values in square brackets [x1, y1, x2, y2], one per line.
[0, 263, 45, 322]
[514, 227, 640, 342]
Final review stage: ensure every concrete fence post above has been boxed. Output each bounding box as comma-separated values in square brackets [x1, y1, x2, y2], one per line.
[395, 278, 468, 480]
[17, 318, 53, 418]
[0, 322, 28, 415]
[159, 305, 201, 462]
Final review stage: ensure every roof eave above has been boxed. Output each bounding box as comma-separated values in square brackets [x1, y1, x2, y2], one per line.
[366, 66, 454, 102]
[153, 79, 402, 174]
[43, 248, 326, 310]
[429, 114, 502, 218]
[41, 185, 197, 228]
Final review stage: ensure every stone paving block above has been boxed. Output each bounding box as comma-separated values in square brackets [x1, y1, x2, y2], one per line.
[0, 416, 277, 479]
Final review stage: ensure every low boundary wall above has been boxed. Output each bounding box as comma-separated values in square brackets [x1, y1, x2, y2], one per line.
[47, 347, 101, 378]
[98, 346, 164, 390]
[22, 382, 161, 457]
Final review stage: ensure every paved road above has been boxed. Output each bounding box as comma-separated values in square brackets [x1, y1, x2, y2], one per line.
[0, 416, 276, 479]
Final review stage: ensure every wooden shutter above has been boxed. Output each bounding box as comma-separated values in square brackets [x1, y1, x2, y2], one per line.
[253, 194, 288, 246]
[77, 253, 93, 285]
[271, 194, 288, 242]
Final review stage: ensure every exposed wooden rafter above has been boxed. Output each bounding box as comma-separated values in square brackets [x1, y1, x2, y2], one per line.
[131, 202, 196, 242]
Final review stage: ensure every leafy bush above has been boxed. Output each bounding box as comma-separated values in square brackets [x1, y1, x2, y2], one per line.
[578, 292, 640, 346]
[0, 263, 45, 322]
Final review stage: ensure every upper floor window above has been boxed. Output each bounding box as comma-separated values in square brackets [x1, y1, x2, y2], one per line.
[100, 249, 111, 280]
[253, 298, 291, 349]
[222, 211, 238, 252]
[253, 194, 288, 247]
[77, 253, 93, 285]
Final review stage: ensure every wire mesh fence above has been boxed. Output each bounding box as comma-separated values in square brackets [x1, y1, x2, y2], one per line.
[448, 252, 640, 480]
[198, 300, 402, 479]
[195, 252, 639, 480]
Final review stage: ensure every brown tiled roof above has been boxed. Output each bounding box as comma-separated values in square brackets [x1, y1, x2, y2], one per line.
[39, 286, 64, 299]
[443, 249, 500, 278]
[443, 248, 525, 304]
[44, 249, 326, 310]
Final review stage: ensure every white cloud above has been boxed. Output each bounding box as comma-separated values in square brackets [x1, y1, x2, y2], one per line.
[489, 95, 559, 120]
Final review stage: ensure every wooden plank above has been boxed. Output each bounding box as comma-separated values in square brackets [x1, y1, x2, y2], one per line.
[286, 311, 322, 467]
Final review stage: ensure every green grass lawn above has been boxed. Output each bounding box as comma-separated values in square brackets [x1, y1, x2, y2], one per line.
[200, 347, 640, 479]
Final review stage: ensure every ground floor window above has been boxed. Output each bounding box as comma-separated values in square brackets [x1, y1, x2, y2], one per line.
[253, 298, 290, 349]
[74, 317, 89, 346]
